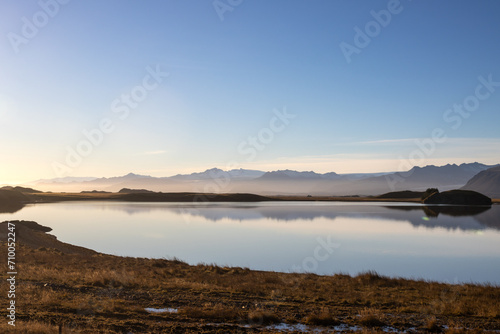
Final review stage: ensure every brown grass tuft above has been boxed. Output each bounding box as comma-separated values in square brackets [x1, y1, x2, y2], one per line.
[0, 320, 81, 334]
[303, 310, 341, 326]
[179, 303, 242, 322]
[424, 316, 442, 333]
[359, 308, 386, 328]
[247, 310, 281, 325]
[356, 271, 386, 285]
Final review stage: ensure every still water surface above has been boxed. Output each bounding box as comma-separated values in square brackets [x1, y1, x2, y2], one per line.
[2, 201, 499, 284]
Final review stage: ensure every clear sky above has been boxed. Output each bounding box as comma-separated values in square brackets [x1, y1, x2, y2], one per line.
[1, 0, 500, 183]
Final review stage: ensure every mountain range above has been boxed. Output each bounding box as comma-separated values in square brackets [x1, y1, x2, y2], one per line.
[23, 162, 500, 197]
[461, 165, 500, 198]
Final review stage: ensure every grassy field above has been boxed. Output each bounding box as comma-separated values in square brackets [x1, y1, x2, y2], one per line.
[1, 221, 500, 333]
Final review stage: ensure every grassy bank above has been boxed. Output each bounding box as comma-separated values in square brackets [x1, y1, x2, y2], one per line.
[1, 221, 500, 333]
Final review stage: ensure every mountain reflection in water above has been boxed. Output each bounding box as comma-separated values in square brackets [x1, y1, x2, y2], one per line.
[85, 202, 499, 232]
[2, 201, 499, 284]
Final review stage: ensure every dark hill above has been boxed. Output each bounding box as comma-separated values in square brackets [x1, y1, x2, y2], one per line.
[461, 166, 500, 198]
[1, 186, 42, 193]
[377, 190, 424, 199]
[0, 189, 29, 202]
[422, 190, 492, 205]
[0, 188, 30, 213]
[0, 189, 28, 213]
[119, 192, 275, 202]
[118, 188, 154, 194]
[81, 190, 111, 194]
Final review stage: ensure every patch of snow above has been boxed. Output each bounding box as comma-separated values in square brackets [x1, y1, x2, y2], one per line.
[267, 323, 335, 333]
[145, 307, 178, 313]
[381, 326, 405, 333]
[267, 322, 372, 333]
[268, 323, 310, 332]
[333, 324, 363, 332]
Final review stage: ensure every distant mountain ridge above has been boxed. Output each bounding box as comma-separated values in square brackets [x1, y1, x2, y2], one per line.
[258, 170, 338, 180]
[375, 163, 498, 192]
[91, 173, 153, 183]
[461, 165, 500, 198]
[171, 168, 264, 180]
[32, 176, 98, 184]
[23, 162, 499, 197]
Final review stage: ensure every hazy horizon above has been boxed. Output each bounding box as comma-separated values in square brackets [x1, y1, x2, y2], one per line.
[2, 1, 500, 184]
[0, 160, 496, 187]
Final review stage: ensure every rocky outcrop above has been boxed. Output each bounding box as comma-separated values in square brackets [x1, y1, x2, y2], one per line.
[422, 190, 492, 205]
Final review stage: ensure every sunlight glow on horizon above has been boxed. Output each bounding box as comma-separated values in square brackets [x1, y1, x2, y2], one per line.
[1, 157, 499, 186]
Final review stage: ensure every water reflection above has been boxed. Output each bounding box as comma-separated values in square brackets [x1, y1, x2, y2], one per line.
[385, 205, 491, 217]
[89, 202, 499, 232]
[385, 205, 499, 230]
[2, 201, 499, 284]
[422, 206, 490, 217]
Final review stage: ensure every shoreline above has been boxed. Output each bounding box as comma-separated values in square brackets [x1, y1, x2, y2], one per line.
[14, 190, 500, 203]
[1, 220, 500, 333]
[26, 191, 424, 203]
[1, 186, 499, 207]
[15, 191, 500, 203]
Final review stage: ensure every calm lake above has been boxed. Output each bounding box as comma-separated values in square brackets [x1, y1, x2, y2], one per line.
[2, 201, 499, 284]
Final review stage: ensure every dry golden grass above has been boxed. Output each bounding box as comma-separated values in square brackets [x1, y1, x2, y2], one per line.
[1, 240, 499, 333]
[302, 309, 341, 326]
[246, 310, 281, 325]
[179, 303, 244, 322]
[424, 316, 442, 333]
[358, 308, 386, 328]
[0, 320, 80, 334]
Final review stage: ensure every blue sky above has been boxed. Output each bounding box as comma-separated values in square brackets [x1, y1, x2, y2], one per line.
[1, 0, 499, 183]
